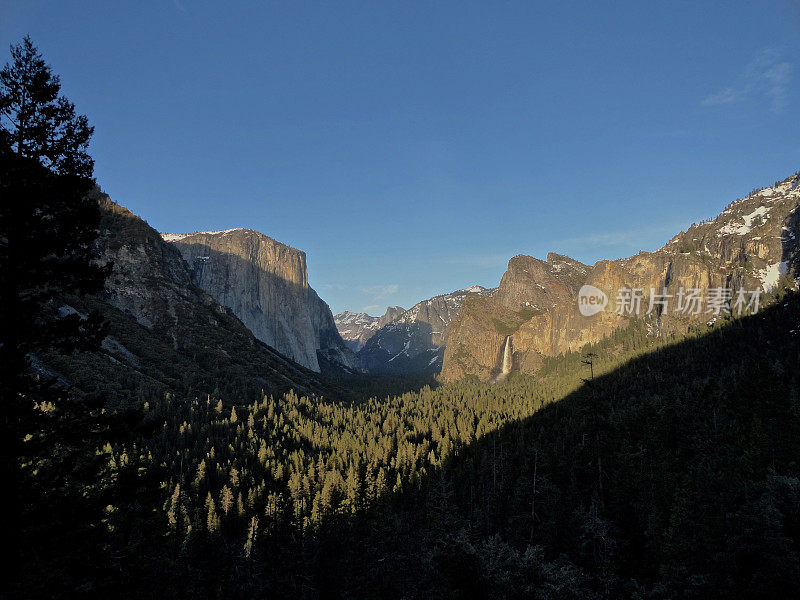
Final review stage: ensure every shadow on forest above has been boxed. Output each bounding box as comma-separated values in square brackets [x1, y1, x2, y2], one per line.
[304, 291, 800, 598]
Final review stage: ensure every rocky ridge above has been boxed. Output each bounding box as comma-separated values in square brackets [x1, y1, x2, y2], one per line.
[353, 286, 494, 374]
[334, 306, 406, 352]
[442, 172, 800, 381]
[44, 193, 329, 399]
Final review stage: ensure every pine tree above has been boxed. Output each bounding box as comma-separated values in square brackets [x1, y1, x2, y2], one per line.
[344, 462, 361, 514]
[167, 483, 182, 528]
[206, 493, 220, 534]
[243, 516, 258, 558]
[0, 36, 93, 175]
[258, 440, 268, 465]
[0, 36, 113, 595]
[194, 458, 207, 489]
[376, 468, 389, 501]
[220, 485, 234, 515]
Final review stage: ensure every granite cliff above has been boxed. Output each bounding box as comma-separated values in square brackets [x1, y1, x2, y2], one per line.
[43, 193, 329, 399]
[162, 229, 358, 373]
[442, 172, 800, 381]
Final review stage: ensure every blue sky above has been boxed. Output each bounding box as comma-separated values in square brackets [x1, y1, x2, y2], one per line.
[3, 1, 799, 315]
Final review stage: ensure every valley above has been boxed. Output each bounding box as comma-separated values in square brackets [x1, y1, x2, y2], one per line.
[23, 163, 800, 600]
[3, 15, 800, 599]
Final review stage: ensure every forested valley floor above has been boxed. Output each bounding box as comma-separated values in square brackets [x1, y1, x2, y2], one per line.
[18, 289, 800, 599]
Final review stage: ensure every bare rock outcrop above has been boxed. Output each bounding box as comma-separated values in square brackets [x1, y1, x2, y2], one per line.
[442, 172, 800, 381]
[48, 193, 330, 399]
[163, 228, 358, 373]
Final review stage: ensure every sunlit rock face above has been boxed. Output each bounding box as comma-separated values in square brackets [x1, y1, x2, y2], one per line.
[77, 195, 328, 397]
[163, 228, 358, 373]
[442, 253, 589, 382]
[442, 172, 800, 382]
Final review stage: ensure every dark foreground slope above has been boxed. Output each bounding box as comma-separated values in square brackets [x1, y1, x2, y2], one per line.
[340, 292, 800, 599]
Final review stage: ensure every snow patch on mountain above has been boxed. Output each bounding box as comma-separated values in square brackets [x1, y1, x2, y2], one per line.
[335, 311, 380, 328]
[757, 261, 789, 292]
[354, 285, 493, 374]
[161, 228, 243, 242]
[718, 206, 771, 236]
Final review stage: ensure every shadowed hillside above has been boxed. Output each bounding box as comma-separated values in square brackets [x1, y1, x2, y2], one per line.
[313, 289, 800, 599]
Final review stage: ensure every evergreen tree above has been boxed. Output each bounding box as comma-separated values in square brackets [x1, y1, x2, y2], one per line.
[206, 493, 220, 534]
[220, 485, 234, 515]
[0, 36, 93, 176]
[0, 36, 112, 595]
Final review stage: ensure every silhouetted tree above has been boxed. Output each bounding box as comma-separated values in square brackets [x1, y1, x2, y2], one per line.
[0, 36, 110, 595]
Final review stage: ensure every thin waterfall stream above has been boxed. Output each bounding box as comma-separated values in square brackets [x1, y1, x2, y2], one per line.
[501, 336, 513, 374]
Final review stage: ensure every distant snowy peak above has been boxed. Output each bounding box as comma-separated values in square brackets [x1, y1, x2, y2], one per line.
[710, 181, 796, 238]
[658, 172, 800, 292]
[336, 285, 493, 344]
[337, 284, 492, 374]
[664, 173, 800, 249]
[395, 285, 495, 325]
[334, 311, 380, 328]
[334, 311, 383, 352]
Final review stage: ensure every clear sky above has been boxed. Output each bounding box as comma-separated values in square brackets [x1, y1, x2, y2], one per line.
[2, 1, 799, 315]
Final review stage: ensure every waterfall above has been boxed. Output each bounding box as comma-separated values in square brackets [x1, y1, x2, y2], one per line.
[501, 336, 512, 374]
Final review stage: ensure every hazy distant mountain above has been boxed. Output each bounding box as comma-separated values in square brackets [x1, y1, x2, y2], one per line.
[443, 171, 800, 381]
[352, 286, 494, 374]
[334, 312, 379, 352]
[334, 306, 405, 352]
